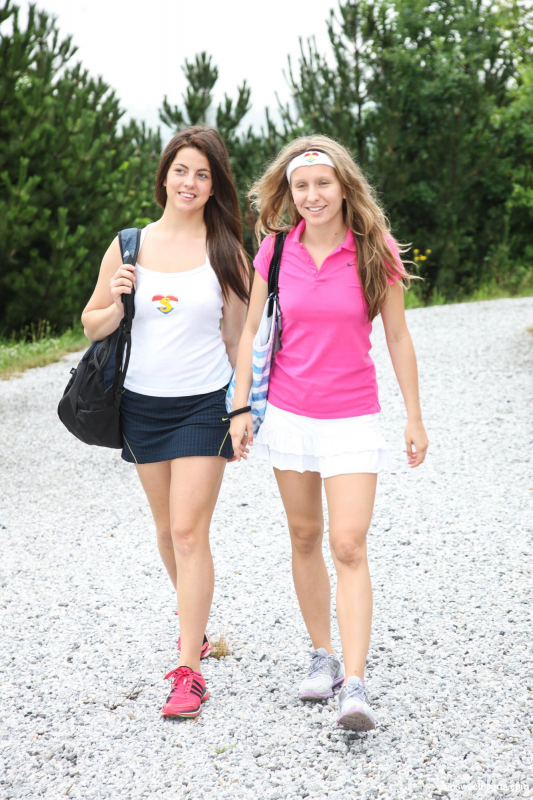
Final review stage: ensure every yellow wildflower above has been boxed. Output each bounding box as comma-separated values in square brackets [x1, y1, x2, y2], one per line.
[418, 254, 427, 261]
[413, 248, 419, 254]
[426, 249, 432, 254]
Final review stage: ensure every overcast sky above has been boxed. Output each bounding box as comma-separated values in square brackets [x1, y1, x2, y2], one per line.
[26, 0, 336, 139]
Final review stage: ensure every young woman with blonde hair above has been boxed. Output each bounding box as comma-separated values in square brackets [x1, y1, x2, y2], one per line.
[230, 135, 428, 731]
[82, 126, 250, 719]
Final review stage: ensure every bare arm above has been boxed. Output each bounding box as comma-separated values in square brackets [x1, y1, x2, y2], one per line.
[380, 284, 429, 467]
[229, 270, 269, 458]
[221, 266, 250, 368]
[81, 237, 136, 342]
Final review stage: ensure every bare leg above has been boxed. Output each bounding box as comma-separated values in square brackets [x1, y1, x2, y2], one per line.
[135, 462, 175, 587]
[273, 468, 333, 653]
[324, 473, 377, 681]
[170, 456, 226, 674]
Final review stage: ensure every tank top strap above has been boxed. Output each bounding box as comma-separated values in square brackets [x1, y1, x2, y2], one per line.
[139, 224, 152, 249]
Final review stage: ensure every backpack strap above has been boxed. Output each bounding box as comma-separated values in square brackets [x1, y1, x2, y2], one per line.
[111, 228, 142, 399]
[118, 227, 141, 332]
[267, 232, 286, 318]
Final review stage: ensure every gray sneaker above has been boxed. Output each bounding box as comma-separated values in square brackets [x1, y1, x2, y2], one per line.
[337, 675, 376, 731]
[298, 647, 345, 700]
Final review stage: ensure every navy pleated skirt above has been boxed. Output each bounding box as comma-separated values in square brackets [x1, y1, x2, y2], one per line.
[120, 386, 233, 465]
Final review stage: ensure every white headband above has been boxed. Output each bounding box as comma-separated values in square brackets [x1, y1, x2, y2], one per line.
[286, 151, 335, 183]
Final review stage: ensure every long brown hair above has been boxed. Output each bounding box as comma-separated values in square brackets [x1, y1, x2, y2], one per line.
[155, 126, 251, 303]
[248, 135, 417, 321]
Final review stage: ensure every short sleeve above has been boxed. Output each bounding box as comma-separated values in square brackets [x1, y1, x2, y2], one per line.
[253, 235, 276, 282]
[385, 236, 406, 286]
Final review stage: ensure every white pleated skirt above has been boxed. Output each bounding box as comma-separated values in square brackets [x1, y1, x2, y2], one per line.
[255, 403, 393, 479]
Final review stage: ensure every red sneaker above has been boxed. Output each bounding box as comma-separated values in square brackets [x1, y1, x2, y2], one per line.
[175, 613, 211, 659]
[161, 666, 209, 718]
[177, 634, 212, 660]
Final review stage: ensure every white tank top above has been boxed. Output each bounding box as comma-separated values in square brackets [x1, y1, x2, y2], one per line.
[123, 225, 233, 397]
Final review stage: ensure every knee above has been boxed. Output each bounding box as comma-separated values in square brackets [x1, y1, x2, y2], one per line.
[289, 519, 324, 556]
[171, 521, 200, 556]
[330, 531, 367, 568]
[156, 525, 173, 549]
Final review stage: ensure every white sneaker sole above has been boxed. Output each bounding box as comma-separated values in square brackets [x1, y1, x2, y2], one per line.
[299, 675, 344, 701]
[337, 702, 376, 732]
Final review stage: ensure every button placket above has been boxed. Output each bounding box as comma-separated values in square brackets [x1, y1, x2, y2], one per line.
[299, 241, 319, 276]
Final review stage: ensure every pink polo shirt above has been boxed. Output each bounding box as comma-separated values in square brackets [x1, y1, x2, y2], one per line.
[253, 220, 402, 419]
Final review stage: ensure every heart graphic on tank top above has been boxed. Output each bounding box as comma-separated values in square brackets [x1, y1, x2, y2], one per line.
[152, 295, 178, 314]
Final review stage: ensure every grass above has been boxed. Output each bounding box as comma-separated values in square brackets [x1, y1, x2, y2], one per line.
[209, 632, 233, 659]
[403, 271, 533, 309]
[214, 744, 237, 754]
[0, 321, 88, 380]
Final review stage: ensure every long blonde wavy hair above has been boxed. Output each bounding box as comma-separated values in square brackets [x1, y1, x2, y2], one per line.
[248, 135, 415, 321]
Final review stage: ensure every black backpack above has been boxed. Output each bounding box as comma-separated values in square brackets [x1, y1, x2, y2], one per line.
[57, 228, 141, 448]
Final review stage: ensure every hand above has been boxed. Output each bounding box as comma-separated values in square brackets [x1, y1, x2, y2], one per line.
[405, 420, 428, 468]
[110, 264, 136, 312]
[230, 412, 253, 462]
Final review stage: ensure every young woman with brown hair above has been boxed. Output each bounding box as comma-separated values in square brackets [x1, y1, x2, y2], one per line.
[82, 126, 250, 719]
[230, 136, 429, 732]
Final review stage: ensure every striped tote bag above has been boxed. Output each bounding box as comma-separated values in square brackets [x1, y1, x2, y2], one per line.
[226, 233, 286, 435]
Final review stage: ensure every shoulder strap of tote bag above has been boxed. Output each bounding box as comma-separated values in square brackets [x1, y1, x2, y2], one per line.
[267, 232, 286, 318]
[111, 228, 142, 398]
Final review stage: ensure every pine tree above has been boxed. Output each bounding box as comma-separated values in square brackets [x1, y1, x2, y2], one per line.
[489, 62, 533, 289]
[281, 0, 533, 297]
[158, 52, 286, 254]
[0, 0, 161, 333]
[160, 53, 219, 129]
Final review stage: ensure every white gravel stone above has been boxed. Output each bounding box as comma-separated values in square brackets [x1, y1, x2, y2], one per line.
[0, 298, 532, 800]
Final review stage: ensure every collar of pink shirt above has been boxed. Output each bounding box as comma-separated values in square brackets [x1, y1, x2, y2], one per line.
[287, 218, 356, 253]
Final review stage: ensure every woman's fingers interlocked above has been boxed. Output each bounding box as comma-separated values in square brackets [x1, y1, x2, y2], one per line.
[229, 412, 253, 461]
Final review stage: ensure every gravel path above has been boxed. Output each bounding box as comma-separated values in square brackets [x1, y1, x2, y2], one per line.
[1, 297, 532, 800]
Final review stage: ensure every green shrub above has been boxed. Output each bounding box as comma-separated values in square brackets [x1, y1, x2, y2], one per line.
[0, 1, 161, 334]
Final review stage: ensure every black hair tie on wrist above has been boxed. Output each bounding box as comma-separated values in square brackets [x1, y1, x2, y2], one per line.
[227, 406, 252, 419]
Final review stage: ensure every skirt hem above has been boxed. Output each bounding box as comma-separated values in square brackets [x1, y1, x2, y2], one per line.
[254, 403, 393, 478]
[254, 443, 393, 478]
